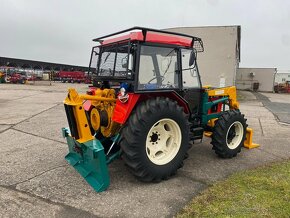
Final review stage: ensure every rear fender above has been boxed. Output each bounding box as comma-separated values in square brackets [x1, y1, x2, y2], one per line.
[112, 93, 141, 124]
[112, 91, 190, 125]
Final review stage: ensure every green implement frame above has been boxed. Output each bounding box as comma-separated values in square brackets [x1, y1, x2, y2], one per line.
[200, 92, 231, 125]
[62, 128, 120, 192]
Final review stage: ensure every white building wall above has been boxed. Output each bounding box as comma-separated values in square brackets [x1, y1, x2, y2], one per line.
[165, 26, 240, 88]
[275, 71, 290, 83]
[236, 68, 276, 92]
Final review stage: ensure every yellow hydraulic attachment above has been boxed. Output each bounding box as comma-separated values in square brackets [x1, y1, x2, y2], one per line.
[64, 88, 119, 143]
[205, 86, 239, 110]
[86, 88, 119, 137]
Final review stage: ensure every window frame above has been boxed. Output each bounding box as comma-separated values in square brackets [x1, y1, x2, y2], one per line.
[135, 43, 182, 92]
[180, 48, 202, 90]
[89, 40, 135, 82]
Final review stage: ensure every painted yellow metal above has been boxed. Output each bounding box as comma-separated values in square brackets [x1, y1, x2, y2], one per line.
[85, 88, 116, 107]
[86, 88, 119, 137]
[204, 131, 213, 137]
[101, 106, 120, 138]
[90, 107, 101, 131]
[207, 118, 217, 127]
[79, 94, 116, 102]
[64, 88, 94, 143]
[202, 85, 212, 89]
[64, 88, 119, 139]
[205, 86, 239, 110]
[244, 127, 260, 149]
[203, 118, 216, 137]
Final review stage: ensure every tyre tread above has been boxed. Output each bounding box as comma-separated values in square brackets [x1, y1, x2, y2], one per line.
[119, 97, 190, 182]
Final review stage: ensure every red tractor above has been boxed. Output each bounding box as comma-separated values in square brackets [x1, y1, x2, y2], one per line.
[62, 27, 258, 192]
[10, 73, 27, 84]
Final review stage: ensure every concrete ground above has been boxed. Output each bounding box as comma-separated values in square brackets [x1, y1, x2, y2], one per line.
[0, 84, 289, 218]
[253, 92, 290, 124]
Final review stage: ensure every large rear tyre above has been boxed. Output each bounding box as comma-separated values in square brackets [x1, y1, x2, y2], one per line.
[211, 110, 247, 158]
[119, 97, 190, 182]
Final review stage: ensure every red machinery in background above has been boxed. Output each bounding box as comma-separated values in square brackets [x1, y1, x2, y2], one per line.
[58, 71, 91, 84]
[10, 73, 27, 84]
[274, 81, 290, 93]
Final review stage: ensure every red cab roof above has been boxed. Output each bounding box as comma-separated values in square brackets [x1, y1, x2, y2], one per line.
[93, 27, 204, 52]
[101, 31, 192, 47]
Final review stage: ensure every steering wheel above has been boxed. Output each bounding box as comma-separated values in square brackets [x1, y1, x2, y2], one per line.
[147, 75, 164, 84]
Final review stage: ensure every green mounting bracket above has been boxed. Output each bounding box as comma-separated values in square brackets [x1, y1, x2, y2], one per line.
[62, 127, 110, 192]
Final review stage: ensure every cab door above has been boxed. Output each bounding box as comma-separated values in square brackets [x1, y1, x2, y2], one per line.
[179, 49, 202, 116]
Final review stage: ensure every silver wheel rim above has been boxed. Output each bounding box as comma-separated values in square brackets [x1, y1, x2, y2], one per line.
[226, 121, 244, 149]
[145, 118, 182, 165]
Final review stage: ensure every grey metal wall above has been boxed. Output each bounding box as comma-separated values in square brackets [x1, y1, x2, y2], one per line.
[165, 26, 240, 87]
[236, 68, 276, 92]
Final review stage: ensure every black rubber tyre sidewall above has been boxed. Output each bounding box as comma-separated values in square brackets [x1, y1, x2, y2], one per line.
[120, 97, 189, 182]
[211, 110, 247, 158]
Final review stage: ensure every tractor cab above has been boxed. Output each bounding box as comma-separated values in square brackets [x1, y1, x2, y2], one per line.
[89, 27, 204, 115]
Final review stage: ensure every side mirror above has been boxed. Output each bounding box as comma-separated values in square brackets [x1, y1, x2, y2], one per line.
[128, 54, 133, 71]
[121, 56, 128, 68]
[189, 50, 196, 66]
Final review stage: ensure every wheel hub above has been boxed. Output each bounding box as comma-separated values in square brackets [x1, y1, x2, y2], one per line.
[150, 132, 160, 143]
[226, 121, 243, 149]
[227, 128, 236, 143]
[146, 118, 182, 165]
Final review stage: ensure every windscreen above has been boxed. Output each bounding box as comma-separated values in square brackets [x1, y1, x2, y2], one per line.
[89, 44, 130, 78]
[138, 45, 179, 90]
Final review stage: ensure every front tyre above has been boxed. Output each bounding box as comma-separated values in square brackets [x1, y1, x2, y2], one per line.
[120, 97, 190, 182]
[211, 110, 247, 158]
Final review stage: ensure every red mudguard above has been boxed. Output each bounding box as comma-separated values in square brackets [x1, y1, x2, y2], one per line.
[112, 92, 190, 125]
[112, 93, 141, 124]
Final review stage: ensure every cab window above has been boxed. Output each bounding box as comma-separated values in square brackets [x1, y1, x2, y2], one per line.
[181, 49, 200, 88]
[138, 45, 179, 90]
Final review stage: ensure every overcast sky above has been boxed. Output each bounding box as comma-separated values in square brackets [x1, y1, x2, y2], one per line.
[1, 0, 290, 69]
